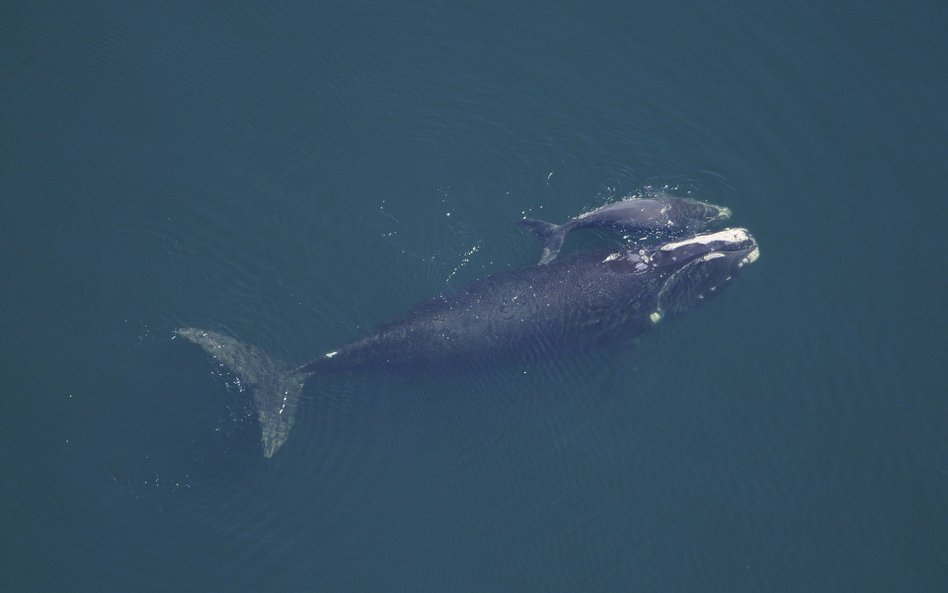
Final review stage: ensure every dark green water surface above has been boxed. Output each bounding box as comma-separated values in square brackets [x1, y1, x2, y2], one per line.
[2, 1, 946, 591]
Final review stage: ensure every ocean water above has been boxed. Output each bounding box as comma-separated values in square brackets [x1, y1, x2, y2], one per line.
[1, 1, 945, 592]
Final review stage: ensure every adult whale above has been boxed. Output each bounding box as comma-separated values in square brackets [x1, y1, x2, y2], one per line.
[178, 228, 759, 457]
[519, 192, 731, 264]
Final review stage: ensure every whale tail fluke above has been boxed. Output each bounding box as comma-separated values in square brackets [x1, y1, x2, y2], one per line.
[175, 327, 306, 458]
[517, 218, 565, 265]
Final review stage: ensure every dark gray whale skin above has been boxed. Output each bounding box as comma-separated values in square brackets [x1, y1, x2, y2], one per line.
[178, 228, 758, 457]
[519, 193, 731, 265]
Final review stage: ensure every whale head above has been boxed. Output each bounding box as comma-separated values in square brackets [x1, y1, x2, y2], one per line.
[661, 195, 732, 231]
[649, 227, 759, 319]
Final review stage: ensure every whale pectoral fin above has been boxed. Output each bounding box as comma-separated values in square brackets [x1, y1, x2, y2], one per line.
[176, 328, 305, 458]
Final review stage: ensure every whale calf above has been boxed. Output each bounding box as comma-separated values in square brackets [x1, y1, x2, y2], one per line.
[178, 227, 758, 457]
[519, 193, 731, 264]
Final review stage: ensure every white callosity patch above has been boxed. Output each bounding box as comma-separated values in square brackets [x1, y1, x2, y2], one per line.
[660, 227, 751, 252]
[739, 246, 761, 267]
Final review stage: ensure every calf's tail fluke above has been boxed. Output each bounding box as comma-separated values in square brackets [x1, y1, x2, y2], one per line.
[517, 218, 566, 265]
[175, 327, 306, 458]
